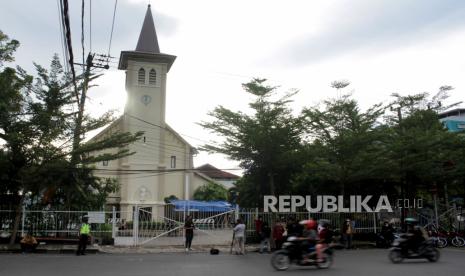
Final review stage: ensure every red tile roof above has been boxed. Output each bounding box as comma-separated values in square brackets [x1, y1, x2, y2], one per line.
[195, 164, 240, 180]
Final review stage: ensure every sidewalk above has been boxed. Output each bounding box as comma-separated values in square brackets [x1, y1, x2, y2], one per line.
[99, 244, 260, 254]
[0, 244, 99, 254]
[0, 241, 378, 254]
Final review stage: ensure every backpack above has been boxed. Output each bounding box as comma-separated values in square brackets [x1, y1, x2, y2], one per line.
[210, 248, 219, 255]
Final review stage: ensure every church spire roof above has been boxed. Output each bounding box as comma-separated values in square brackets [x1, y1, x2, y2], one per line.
[118, 4, 176, 71]
[135, 4, 160, 53]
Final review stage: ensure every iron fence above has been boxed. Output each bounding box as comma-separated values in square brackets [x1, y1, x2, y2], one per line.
[1, 205, 462, 245]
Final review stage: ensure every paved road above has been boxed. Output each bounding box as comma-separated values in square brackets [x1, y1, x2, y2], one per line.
[1, 248, 464, 276]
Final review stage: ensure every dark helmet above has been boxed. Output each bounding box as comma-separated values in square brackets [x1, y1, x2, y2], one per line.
[319, 219, 331, 227]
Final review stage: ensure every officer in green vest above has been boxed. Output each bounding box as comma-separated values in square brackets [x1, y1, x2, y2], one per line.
[76, 216, 90, 256]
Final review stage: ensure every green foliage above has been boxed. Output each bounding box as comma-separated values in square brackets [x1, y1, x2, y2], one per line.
[201, 78, 465, 208]
[299, 91, 386, 195]
[0, 31, 19, 66]
[200, 78, 303, 198]
[193, 182, 228, 201]
[164, 194, 178, 203]
[0, 30, 142, 210]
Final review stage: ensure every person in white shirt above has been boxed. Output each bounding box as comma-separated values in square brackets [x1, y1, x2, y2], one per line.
[233, 218, 246, 255]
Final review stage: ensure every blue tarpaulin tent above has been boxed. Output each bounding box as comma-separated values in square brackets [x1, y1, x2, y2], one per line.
[169, 200, 233, 212]
[443, 120, 465, 132]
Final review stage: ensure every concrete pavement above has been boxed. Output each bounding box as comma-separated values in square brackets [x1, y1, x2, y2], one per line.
[1, 248, 464, 276]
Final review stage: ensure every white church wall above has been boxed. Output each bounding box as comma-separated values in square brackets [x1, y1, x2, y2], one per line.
[163, 172, 185, 199]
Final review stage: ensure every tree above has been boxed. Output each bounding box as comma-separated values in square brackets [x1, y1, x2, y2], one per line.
[381, 90, 465, 211]
[200, 79, 304, 206]
[193, 182, 228, 201]
[0, 30, 19, 66]
[0, 30, 143, 243]
[299, 86, 386, 196]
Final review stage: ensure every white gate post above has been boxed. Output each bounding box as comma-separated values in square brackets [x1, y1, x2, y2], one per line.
[133, 206, 139, 246]
[21, 205, 26, 237]
[112, 206, 116, 239]
[235, 204, 239, 220]
[373, 212, 377, 233]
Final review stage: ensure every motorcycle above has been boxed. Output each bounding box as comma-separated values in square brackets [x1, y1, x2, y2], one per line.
[271, 236, 334, 271]
[388, 234, 440, 263]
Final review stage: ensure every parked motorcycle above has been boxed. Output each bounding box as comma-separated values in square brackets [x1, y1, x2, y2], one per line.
[388, 234, 440, 263]
[271, 236, 334, 271]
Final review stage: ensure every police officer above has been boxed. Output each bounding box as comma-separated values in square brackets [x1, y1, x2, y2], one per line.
[76, 216, 90, 256]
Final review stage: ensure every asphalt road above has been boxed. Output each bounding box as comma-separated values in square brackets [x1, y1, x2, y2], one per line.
[1, 248, 464, 276]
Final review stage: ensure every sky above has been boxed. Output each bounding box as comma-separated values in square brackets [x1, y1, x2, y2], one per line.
[1, 0, 465, 174]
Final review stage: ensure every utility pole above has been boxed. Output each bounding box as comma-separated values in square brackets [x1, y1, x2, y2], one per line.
[70, 53, 110, 165]
[71, 53, 93, 165]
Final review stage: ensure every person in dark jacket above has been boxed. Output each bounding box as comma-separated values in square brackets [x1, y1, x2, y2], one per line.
[286, 216, 303, 237]
[184, 215, 195, 252]
[381, 221, 394, 244]
[259, 221, 271, 253]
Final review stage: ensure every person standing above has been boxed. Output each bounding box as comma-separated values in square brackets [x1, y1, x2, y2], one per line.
[286, 216, 303, 237]
[76, 216, 90, 256]
[233, 218, 246, 255]
[184, 215, 195, 252]
[342, 218, 354, 249]
[254, 216, 263, 242]
[273, 218, 285, 250]
[259, 221, 271, 253]
[20, 233, 38, 254]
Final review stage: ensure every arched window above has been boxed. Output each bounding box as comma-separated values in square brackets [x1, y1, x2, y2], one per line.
[149, 69, 157, 86]
[138, 68, 145, 85]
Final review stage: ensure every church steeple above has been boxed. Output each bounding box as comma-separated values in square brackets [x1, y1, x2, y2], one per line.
[118, 5, 176, 71]
[135, 5, 160, 53]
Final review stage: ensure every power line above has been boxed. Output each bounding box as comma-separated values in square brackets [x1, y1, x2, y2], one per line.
[126, 121, 214, 147]
[56, 0, 69, 75]
[62, 0, 78, 95]
[125, 114, 215, 145]
[107, 0, 118, 57]
[91, 167, 242, 173]
[81, 0, 85, 74]
[89, 0, 92, 53]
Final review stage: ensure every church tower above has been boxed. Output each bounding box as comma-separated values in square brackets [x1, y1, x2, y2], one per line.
[118, 4, 176, 126]
[96, 4, 209, 219]
[115, 5, 180, 214]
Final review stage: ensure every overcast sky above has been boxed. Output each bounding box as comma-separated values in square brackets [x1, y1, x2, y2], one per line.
[1, 0, 465, 173]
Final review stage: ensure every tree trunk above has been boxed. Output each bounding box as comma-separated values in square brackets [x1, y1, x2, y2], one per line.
[269, 172, 275, 196]
[9, 195, 24, 245]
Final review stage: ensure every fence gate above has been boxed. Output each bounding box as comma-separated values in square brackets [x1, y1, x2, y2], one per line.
[121, 204, 236, 247]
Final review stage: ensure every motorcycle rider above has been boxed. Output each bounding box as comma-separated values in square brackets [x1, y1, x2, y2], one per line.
[296, 219, 319, 262]
[316, 221, 332, 262]
[404, 218, 428, 254]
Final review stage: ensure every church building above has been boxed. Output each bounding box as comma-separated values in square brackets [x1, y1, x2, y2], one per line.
[91, 5, 215, 217]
